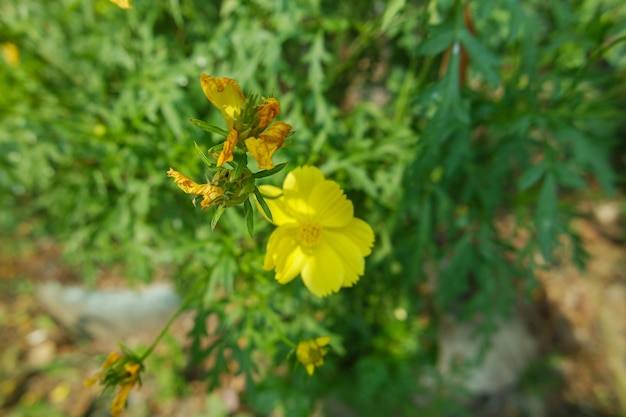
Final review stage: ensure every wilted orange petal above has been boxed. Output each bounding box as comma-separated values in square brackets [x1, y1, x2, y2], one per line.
[124, 363, 141, 377]
[261, 122, 291, 143]
[102, 352, 122, 368]
[110, 383, 135, 417]
[257, 98, 280, 130]
[245, 137, 280, 170]
[245, 122, 291, 170]
[167, 168, 224, 208]
[217, 129, 239, 166]
[167, 168, 203, 194]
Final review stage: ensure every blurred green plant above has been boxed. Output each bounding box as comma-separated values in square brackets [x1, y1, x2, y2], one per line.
[1, 0, 625, 416]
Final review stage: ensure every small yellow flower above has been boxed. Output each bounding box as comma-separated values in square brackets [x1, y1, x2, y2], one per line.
[1, 42, 20, 67]
[259, 166, 375, 297]
[85, 351, 142, 417]
[167, 168, 224, 209]
[110, 0, 131, 8]
[297, 337, 331, 375]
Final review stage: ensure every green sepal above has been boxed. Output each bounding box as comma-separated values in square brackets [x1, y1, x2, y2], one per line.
[244, 198, 254, 238]
[189, 118, 229, 137]
[194, 141, 216, 168]
[233, 152, 248, 178]
[253, 162, 288, 178]
[254, 187, 273, 222]
[211, 205, 225, 230]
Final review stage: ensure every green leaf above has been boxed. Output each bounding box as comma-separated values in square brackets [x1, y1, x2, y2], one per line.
[189, 118, 229, 137]
[417, 29, 455, 56]
[253, 162, 288, 178]
[381, 0, 406, 32]
[417, 196, 432, 253]
[254, 187, 273, 222]
[194, 141, 216, 168]
[211, 205, 225, 230]
[554, 164, 588, 189]
[343, 164, 377, 199]
[233, 152, 248, 178]
[535, 174, 558, 262]
[244, 198, 254, 237]
[459, 28, 500, 87]
[162, 102, 183, 138]
[518, 162, 546, 191]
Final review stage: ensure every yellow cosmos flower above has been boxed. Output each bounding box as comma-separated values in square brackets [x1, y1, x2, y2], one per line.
[297, 337, 331, 375]
[259, 166, 375, 297]
[110, 0, 131, 8]
[167, 168, 224, 209]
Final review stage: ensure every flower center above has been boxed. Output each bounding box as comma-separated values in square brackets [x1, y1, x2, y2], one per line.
[298, 222, 322, 247]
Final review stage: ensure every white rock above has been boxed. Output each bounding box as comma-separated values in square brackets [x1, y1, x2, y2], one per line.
[37, 282, 180, 341]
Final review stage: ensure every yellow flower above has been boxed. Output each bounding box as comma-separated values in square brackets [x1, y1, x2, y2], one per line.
[259, 166, 375, 297]
[297, 337, 331, 375]
[1, 42, 20, 66]
[85, 351, 142, 417]
[167, 168, 224, 209]
[110, 0, 131, 8]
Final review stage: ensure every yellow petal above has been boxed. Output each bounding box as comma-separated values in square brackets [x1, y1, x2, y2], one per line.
[275, 246, 307, 284]
[1, 42, 20, 66]
[282, 166, 325, 218]
[314, 336, 331, 347]
[283, 166, 325, 199]
[261, 122, 291, 143]
[245, 137, 278, 170]
[245, 122, 291, 170]
[217, 129, 238, 166]
[323, 229, 365, 287]
[305, 364, 315, 375]
[309, 179, 353, 227]
[264, 226, 304, 285]
[256, 185, 295, 226]
[167, 168, 224, 208]
[110, 0, 131, 8]
[257, 98, 281, 130]
[110, 383, 134, 417]
[342, 218, 375, 256]
[200, 74, 245, 128]
[301, 242, 344, 297]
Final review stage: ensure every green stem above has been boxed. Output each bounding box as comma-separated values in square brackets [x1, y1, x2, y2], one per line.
[263, 305, 297, 349]
[138, 290, 195, 361]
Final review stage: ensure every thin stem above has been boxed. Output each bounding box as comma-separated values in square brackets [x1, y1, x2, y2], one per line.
[138, 288, 196, 361]
[263, 305, 297, 349]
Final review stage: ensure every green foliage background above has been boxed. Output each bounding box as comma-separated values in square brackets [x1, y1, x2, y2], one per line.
[1, 0, 625, 415]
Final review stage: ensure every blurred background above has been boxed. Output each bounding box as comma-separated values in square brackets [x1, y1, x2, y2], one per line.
[1, 0, 625, 416]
